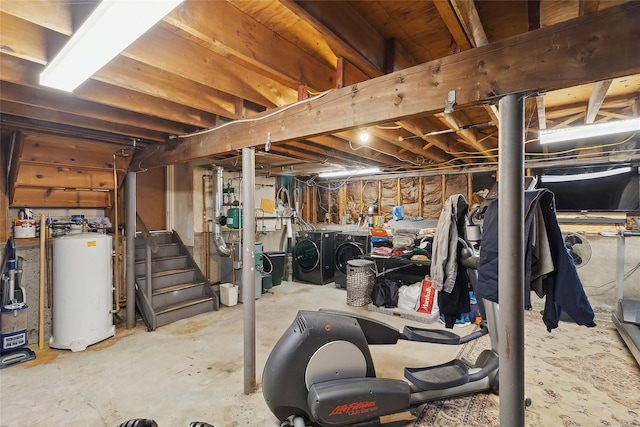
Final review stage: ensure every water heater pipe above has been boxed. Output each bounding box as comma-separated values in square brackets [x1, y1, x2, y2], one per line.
[213, 166, 231, 257]
[39, 214, 45, 349]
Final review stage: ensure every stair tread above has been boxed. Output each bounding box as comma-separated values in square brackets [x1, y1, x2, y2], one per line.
[137, 268, 196, 279]
[153, 282, 207, 295]
[155, 296, 215, 315]
[135, 254, 188, 264]
[135, 242, 178, 250]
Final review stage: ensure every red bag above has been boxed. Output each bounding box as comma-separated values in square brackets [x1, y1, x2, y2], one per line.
[417, 277, 436, 314]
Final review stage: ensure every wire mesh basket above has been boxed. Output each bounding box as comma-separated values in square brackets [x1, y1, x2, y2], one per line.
[346, 259, 375, 306]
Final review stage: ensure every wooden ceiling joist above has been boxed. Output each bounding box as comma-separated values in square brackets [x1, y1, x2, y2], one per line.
[131, 3, 640, 171]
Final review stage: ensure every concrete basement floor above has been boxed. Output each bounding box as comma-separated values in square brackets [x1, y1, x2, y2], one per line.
[1, 281, 471, 427]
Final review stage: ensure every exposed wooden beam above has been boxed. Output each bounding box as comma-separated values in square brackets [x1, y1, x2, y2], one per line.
[437, 112, 498, 162]
[0, 53, 219, 128]
[282, 0, 385, 77]
[163, 1, 336, 91]
[308, 135, 395, 166]
[335, 130, 423, 167]
[450, 0, 489, 47]
[396, 118, 461, 161]
[528, 0, 541, 31]
[1, 100, 166, 142]
[585, 80, 612, 124]
[130, 3, 640, 170]
[432, 1, 473, 51]
[0, 12, 49, 64]
[93, 56, 242, 119]
[0, 0, 73, 35]
[370, 126, 451, 164]
[0, 81, 198, 135]
[579, 0, 601, 16]
[123, 25, 298, 108]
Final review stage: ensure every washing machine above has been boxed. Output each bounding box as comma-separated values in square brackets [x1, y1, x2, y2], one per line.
[334, 232, 372, 288]
[293, 231, 336, 285]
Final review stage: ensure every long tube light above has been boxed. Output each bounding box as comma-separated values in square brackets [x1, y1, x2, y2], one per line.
[539, 117, 640, 145]
[40, 0, 184, 92]
[318, 167, 381, 178]
[540, 166, 632, 183]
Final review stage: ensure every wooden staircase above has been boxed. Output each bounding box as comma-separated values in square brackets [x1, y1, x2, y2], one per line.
[135, 230, 218, 330]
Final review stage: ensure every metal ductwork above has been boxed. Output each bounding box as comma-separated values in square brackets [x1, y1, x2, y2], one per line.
[213, 166, 231, 257]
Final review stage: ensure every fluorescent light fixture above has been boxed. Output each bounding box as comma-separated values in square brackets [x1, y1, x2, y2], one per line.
[318, 167, 381, 178]
[539, 117, 640, 145]
[40, 0, 184, 92]
[540, 166, 631, 183]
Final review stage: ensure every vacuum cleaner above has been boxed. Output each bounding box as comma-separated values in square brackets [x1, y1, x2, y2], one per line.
[1, 237, 36, 368]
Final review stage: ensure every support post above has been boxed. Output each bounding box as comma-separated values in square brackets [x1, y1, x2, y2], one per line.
[125, 171, 137, 329]
[242, 147, 257, 394]
[498, 93, 525, 426]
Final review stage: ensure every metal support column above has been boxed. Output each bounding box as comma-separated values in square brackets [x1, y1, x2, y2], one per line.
[617, 231, 625, 302]
[242, 147, 257, 394]
[125, 171, 137, 329]
[498, 94, 525, 426]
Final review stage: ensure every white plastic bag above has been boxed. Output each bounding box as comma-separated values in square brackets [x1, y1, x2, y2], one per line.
[397, 282, 422, 311]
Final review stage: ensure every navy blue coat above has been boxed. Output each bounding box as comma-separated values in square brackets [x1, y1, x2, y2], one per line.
[476, 189, 596, 331]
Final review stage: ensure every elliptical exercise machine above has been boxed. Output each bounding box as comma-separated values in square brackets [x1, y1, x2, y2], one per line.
[262, 237, 505, 427]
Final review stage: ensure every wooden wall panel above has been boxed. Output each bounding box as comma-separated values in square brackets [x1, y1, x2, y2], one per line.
[11, 187, 111, 207]
[136, 167, 166, 231]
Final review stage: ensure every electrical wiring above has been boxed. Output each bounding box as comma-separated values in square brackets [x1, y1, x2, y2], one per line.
[347, 140, 423, 166]
[445, 133, 637, 158]
[525, 133, 638, 157]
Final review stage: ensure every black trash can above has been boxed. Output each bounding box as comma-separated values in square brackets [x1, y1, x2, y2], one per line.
[263, 251, 286, 286]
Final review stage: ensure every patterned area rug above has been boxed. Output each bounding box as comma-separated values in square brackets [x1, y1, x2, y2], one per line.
[413, 310, 640, 427]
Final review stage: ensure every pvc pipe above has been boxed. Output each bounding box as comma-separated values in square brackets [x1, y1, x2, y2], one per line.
[498, 93, 525, 426]
[39, 214, 45, 349]
[242, 147, 257, 395]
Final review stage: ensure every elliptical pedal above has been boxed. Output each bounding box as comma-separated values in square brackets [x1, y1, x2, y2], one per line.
[403, 325, 461, 345]
[404, 359, 470, 390]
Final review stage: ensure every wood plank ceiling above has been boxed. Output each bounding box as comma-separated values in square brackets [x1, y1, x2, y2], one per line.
[1, 0, 639, 207]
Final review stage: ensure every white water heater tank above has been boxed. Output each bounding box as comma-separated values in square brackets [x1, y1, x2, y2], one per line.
[50, 233, 115, 351]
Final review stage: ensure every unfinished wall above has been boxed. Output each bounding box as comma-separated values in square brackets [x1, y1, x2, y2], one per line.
[422, 176, 443, 219]
[311, 172, 472, 224]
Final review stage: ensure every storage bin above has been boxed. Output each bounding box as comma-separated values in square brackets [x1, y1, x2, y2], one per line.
[263, 251, 286, 286]
[220, 283, 238, 306]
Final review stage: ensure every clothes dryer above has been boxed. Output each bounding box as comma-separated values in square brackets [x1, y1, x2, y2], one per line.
[293, 231, 336, 285]
[334, 232, 372, 288]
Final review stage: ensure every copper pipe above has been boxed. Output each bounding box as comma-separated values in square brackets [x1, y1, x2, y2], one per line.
[202, 174, 211, 280]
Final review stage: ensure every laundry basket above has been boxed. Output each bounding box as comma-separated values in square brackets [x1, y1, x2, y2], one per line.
[346, 259, 375, 306]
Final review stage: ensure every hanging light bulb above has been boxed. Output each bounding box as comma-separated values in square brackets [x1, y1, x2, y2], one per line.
[358, 130, 371, 143]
